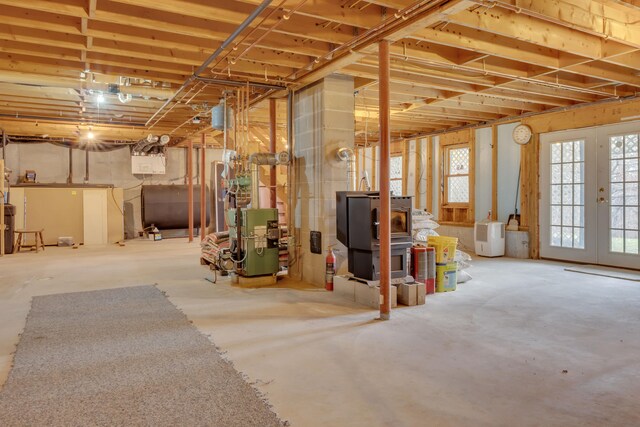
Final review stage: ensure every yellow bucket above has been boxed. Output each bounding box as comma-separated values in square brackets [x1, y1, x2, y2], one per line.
[427, 236, 458, 264]
[436, 263, 457, 292]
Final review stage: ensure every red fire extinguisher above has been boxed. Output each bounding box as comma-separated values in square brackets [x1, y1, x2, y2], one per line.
[325, 246, 336, 291]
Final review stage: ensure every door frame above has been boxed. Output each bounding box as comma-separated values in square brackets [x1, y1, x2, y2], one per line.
[539, 128, 598, 263]
[595, 121, 640, 269]
[540, 121, 640, 269]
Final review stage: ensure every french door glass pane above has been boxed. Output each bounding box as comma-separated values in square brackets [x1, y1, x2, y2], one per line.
[625, 231, 639, 254]
[550, 140, 585, 248]
[610, 134, 640, 254]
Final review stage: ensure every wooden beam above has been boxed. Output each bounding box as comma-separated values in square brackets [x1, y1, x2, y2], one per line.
[0, 157, 4, 256]
[448, 7, 604, 59]
[0, 0, 87, 17]
[468, 128, 475, 222]
[512, 0, 640, 49]
[291, 0, 475, 88]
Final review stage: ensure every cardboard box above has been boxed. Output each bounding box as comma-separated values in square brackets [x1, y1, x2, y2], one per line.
[397, 283, 417, 306]
[354, 281, 397, 309]
[416, 283, 426, 305]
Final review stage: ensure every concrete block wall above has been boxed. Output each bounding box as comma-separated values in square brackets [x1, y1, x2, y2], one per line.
[4, 143, 222, 237]
[293, 74, 354, 286]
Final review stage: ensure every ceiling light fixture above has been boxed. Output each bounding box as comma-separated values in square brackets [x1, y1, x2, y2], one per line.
[87, 131, 95, 140]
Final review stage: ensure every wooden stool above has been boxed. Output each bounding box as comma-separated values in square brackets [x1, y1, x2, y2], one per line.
[13, 229, 45, 253]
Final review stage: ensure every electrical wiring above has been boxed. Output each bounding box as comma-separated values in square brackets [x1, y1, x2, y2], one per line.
[110, 187, 124, 216]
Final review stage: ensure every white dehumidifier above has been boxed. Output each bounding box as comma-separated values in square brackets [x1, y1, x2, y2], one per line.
[474, 221, 505, 257]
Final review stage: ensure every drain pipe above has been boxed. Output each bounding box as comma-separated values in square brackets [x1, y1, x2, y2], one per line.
[84, 149, 89, 183]
[146, 0, 273, 127]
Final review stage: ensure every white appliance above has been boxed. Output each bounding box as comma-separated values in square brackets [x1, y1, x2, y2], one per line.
[131, 155, 166, 175]
[474, 221, 505, 257]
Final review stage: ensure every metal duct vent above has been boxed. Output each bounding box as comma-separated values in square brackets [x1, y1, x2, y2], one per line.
[132, 134, 170, 154]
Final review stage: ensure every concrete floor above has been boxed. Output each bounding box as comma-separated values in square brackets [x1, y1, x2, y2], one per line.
[1, 239, 639, 426]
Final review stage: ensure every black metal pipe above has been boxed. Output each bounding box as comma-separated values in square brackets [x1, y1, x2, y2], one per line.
[85, 149, 89, 183]
[146, 0, 274, 127]
[67, 146, 73, 184]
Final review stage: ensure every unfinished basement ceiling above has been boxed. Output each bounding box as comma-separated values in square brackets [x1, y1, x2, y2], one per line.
[0, 0, 638, 146]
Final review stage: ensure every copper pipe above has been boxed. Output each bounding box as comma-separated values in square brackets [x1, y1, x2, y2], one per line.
[188, 140, 194, 242]
[200, 134, 207, 240]
[246, 82, 250, 158]
[379, 40, 391, 321]
[269, 98, 277, 209]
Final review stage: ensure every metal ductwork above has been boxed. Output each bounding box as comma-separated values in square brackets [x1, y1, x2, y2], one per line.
[133, 134, 170, 153]
[249, 151, 289, 208]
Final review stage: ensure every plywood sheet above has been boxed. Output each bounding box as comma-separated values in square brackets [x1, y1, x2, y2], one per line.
[83, 190, 108, 245]
[25, 188, 84, 245]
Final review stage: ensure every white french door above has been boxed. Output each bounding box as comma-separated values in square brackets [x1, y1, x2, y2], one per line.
[596, 123, 639, 269]
[540, 122, 640, 269]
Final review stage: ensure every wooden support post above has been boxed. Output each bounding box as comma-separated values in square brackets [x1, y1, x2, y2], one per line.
[521, 130, 540, 258]
[402, 139, 409, 195]
[379, 40, 391, 321]
[426, 136, 433, 214]
[415, 139, 421, 209]
[491, 124, 498, 221]
[371, 146, 377, 191]
[269, 98, 277, 209]
[1, 157, 5, 256]
[200, 134, 206, 241]
[188, 140, 194, 242]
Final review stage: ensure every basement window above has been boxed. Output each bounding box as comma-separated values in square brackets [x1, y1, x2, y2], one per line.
[444, 145, 470, 205]
[439, 140, 475, 224]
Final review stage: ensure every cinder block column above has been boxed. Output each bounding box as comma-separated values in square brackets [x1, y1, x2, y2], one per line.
[292, 75, 355, 286]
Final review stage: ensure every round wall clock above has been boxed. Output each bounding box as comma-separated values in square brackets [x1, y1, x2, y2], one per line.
[512, 124, 533, 145]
